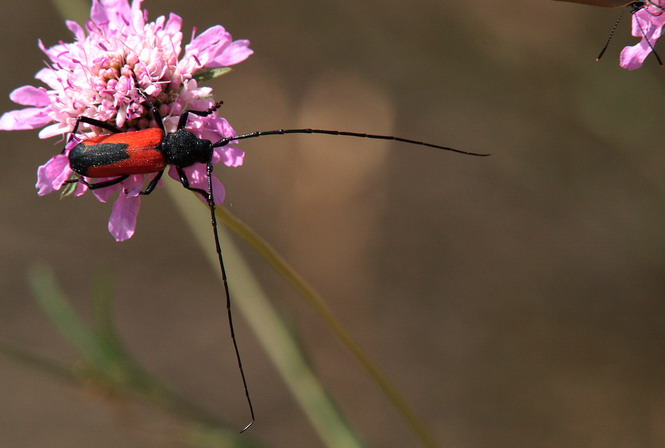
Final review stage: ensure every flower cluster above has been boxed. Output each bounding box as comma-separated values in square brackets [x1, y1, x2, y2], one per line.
[0, 0, 252, 240]
[620, 0, 665, 69]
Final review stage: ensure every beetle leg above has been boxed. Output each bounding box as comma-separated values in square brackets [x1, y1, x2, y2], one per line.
[64, 175, 130, 190]
[63, 116, 123, 153]
[176, 166, 210, 200]
[139, 93, 165, 133]
[177, 101, 224, 130]
[140, 170, 165, 195]
[75, 116, 122, 134]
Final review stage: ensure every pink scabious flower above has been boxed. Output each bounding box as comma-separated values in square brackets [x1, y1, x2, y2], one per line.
[0, 0, 252, 241]
[620, 0, 665, 70]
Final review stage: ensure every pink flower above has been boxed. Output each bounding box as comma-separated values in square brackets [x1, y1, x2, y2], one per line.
[620, 0, 665, 70]
[1, 0, 252, 241]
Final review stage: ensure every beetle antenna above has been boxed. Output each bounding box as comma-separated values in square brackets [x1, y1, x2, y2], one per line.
[205, 162, 256, 432]
[212, 128, 490, 156]
[597, 8, 627, 61]
[597, 2, 663, 64]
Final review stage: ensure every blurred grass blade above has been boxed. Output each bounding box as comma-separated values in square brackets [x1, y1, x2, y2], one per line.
[0, 341, 75, 384]
[166, 182, 366, 448]
[215, 207, 439, 448]
[183, 423, 267, 448]
[27, 264, 107, 365]
[90, 270, 120, 342]
[26, 265, 266, 447]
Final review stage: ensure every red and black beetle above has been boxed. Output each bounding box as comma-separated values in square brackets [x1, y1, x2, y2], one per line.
[66, 96, 222, 198]
[63, 81, 488, 432]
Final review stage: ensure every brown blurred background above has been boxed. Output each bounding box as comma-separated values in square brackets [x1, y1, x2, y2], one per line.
[2, 0, 665, 447]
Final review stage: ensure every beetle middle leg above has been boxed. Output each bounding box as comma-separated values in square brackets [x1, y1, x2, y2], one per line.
[140, 170, 165, 195]
[64, 175, 129, 190]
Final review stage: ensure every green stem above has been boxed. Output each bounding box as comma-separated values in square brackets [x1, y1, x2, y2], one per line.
[166, 182, 366, 448]
[0, 342, 74, 384]
[215, 207, 439, 448]
[25, 264, 263, 448]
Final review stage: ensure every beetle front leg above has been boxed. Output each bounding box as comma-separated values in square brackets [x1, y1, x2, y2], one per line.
[175, 167, 210, 200]
[177, 101, 223, 130]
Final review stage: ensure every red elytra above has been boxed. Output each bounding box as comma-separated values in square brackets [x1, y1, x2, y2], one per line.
[74, 128, 167, 177]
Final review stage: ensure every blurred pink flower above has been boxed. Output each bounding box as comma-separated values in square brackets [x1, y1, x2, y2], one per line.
[620, 0, 665, 69]
[0, 0, 252, 240]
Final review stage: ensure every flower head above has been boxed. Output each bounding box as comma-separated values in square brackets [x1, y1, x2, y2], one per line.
[0, 0, 252, 240]
[620, 0, 665, 69]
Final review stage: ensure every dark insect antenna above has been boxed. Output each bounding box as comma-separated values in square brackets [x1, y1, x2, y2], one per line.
[596, 1, 663, 64]
[213, 128, 490, 156]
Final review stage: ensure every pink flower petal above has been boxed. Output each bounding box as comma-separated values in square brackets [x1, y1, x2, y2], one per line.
[209, 172, 226, 204]
[165, 13, 182, 34]
[92, 0, 133, 30]
[620, 41, 651, 70]
[130, 0, 146, 31]
[91, 180, 120, 203]
[620, 3, 665, 69]
[210, 39, 253, 67]
[216, 145, 245, 167]
[38, 122, 69, 139]
[34, 68, 61, 90]
[186, 114, 232, 142]
[10, 85, 50, 107]
[90, 174, 144, 203]
[123, 174, 145, 196]
[66, 20, 85, 41]
[0, 107, 51, 131]
[188, 25, 231, 54]
[108, 190, 141, 241]
[35, 154, 72, 195]
[74, 181, 88, 197]
[167, 165, 225, 204]
[187, 165, 225, 204]
[90, 1, 109, 25]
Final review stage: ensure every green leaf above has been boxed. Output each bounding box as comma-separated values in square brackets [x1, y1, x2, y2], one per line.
[193, 67, 233, 82]
[60, 177, 79, 198]
[90, 270, 118, 342]
[27, 265, 104, 364]
[0, 341, 75, 384]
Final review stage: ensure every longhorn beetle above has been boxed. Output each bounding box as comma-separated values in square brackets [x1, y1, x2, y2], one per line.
[64, 82, 489, 432]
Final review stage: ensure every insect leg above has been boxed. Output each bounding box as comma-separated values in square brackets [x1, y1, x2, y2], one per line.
[62, 116, 123, 154]
[65, 175, 129, 190]
[176, 164, 256, 432]
[73, 116, 123, 134]
[177, 101, 224, 130]
[174, 166, 210, 199]
[140, 170, 165, 195]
